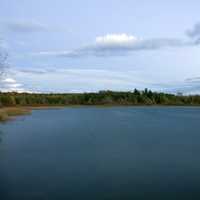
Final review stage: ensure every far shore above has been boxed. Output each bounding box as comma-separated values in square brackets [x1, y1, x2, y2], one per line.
[1, 90, 200, 121]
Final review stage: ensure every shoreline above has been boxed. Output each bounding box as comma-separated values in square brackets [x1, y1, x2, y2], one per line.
[1, 104, 200, 122]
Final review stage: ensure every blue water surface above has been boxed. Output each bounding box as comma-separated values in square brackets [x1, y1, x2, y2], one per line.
[0, 107, 200, 200]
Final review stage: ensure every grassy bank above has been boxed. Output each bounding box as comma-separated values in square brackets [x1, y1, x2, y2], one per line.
[0, 106, 70, 122]
[0, 107, 31, 122]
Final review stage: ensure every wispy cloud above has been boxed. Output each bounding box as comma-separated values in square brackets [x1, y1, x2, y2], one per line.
[13, 68, 155, 93]
[4, 67, 200, 94]
[1, 20, 69, 34]
[160, 76, 200, 95]
[3, 21, 50, 33]
[0, 43, 8, 77]
[185, 77, 200, 82]
[18, 68, 55, 75]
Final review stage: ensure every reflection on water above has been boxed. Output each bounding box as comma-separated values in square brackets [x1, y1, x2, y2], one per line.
[0, 107, 200, 200]
[0, 130, 3, 144]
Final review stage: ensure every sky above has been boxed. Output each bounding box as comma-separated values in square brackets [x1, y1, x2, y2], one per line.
[0, 0, 200, 93]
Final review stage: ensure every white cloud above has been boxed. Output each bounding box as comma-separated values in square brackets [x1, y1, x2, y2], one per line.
[0, 76, 27, 92]
[95, 34, 140, 47]
[2, 78, 16, 83]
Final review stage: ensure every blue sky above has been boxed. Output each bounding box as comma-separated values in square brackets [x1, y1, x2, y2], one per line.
[0, 0, 200, 93]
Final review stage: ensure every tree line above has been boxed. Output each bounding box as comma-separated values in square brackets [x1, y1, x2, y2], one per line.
[0, 89, 200, 107]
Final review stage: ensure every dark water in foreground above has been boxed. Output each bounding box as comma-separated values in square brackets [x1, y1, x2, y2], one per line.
[0, 107, 200, 200]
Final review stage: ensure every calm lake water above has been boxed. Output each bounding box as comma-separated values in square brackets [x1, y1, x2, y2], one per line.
[0, 107, 200, 200]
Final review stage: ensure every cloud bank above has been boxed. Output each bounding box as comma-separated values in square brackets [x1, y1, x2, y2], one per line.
[1, 22, 200, 94]
[36, 22, 200, 58]
[37, 34, 190, 58]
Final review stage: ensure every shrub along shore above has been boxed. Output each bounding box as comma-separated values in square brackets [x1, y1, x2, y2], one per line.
[1, 89, 200, 121]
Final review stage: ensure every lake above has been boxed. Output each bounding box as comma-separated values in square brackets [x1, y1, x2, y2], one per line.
[0, 107, 200, 200]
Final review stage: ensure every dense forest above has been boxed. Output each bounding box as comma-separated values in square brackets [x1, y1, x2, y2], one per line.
[1, 89, 200, 107]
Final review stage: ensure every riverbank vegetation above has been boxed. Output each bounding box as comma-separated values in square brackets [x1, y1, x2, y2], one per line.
[1, 89, 200, 121]
[0, 89, 200, 107]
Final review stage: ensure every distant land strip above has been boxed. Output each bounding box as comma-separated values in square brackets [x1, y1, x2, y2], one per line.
[1, 89, 200, 121]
